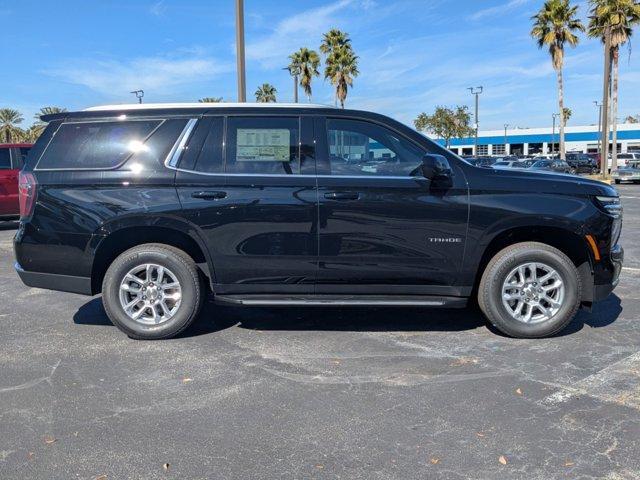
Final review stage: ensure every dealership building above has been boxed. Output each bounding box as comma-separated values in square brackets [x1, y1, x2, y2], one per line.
[441, 123, 640, 156]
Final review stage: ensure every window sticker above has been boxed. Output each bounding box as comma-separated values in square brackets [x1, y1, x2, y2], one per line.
[236, 129, 291, 162]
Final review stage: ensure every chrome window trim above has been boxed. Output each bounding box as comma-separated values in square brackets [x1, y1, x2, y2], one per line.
[164, 118, 199, 168]
[168, 166, 421, 181]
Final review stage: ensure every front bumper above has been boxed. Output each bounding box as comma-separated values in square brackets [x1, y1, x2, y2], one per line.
[15, 262, 93, 295]
[593, 245, 623, 302]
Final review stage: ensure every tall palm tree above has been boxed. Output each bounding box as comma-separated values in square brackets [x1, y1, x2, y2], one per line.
[255, 83, 277, 103]
[320, 29, 359, 108]
[325, 46, 359, 108]
[589, 0, 640, 171]
[288, 48, 321, 102]
[0, 108, 24, 143]
[531, 0, 584, 160]
[198, 97, 223, 103]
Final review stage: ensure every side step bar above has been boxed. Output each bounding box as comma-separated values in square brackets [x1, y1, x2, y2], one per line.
[214, 294, 468, 308]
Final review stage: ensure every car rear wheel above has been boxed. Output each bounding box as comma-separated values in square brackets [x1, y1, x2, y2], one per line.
[102, 244, 204, 340]
[478, 242, 581, 338]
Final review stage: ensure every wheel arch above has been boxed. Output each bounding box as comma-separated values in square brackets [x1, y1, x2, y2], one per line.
[90, 221, 215, 295]
[471, 225, 595, 303]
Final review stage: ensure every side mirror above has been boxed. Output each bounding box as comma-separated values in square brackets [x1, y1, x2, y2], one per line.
[421, 154, 452, 187]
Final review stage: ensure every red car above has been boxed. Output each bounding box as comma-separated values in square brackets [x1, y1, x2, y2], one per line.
[0, 143, 32, 219]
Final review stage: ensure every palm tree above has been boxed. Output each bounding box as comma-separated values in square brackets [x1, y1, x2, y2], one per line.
[320, 29, 359, 108]
[22, 125, 42, 143]
[531, 0, 584, 160]
[563, 107, 572, 125]
[589, 0, 640, 171]
[320, 29, 350, 55]
[0, 108, 24, 143]
[198, 97, 223, 103]
[255, 83, 277, 103]
[288, 48, 321, 102]
[32, 106, 67, 137]
[325, 46, 359, 108]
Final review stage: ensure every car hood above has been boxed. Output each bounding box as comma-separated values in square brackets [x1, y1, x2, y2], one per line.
[478, 167, 617, 197]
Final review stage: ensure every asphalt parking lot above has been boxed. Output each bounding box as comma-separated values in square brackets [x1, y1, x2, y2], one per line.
[1, 185, 639, 480]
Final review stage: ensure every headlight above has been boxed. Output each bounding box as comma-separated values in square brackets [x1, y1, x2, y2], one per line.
[595, 196, 623, 247]
[595, 196, 622, 217]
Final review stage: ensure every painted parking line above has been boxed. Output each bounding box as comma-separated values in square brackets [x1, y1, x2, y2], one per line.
[622, 267, 640, 273]
[542, 352, 640, 410]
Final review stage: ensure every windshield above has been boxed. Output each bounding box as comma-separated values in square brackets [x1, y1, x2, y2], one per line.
[531, 160, 550, 168]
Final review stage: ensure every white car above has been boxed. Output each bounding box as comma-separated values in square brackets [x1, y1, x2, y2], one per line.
[608, 152, 640, 168]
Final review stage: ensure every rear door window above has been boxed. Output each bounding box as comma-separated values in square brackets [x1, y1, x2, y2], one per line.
[0, 149, 10, 169]
[225, 117, 300, 175]
[37, 119, 162, 170]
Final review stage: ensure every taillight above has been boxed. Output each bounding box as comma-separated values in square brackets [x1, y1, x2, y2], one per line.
[18, 171, 37, 220]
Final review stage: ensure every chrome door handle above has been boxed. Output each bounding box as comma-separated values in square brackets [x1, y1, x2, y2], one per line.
[324, 191, 360, 200]
[191, 191, 227, 200]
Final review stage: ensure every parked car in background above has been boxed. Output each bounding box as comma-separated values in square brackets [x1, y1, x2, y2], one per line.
[617, 152, 640, 166]
[612, 163, 640, 184]
[492, 160, 521, 169]
[566, 152, 598, 174]
[0, 143, 32, 219]
[13, 103, 623, 340]
[462, 156, 495, 167]
[528, 159, 573, 174]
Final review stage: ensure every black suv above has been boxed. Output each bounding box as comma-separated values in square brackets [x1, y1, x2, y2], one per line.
[566, 152, 598, 174]
[14, 104, 623, 339]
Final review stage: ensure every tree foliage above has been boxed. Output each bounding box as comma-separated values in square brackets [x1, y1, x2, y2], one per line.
[255, 83, 277, 103]
[321, 29, 359, 108]
[288, 47, 321, 101]
[414, 106, 474, 148]
[198, 97, 223, 103]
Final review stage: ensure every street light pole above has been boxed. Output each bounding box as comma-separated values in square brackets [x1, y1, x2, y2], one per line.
[130, 90, 144, 104]
[235, 0, 247, 102]
[594, 100, 603, 161]
[552, 113, 560, 155]
[468, 86, 483, 155]
[503, 124, 509, 155]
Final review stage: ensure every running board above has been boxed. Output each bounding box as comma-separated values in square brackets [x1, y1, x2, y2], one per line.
[214, 294, 467, 308]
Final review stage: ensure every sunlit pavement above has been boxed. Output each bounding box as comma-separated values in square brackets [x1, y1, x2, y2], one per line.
[0, 185, 639, 479]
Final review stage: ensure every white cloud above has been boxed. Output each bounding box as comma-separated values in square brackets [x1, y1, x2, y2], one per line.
[468, 0, 532, 21]
[246, 0, 353, 68]
[46, 53, 234, 96]
[149, 0, 166, 16]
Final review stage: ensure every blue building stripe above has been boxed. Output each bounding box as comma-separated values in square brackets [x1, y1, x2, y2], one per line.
[438, 129, 640, 147]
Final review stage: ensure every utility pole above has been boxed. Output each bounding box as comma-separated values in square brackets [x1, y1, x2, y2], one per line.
[503, 124, 509, 155]
[552, 113, 560, 155]
[601, 26, 612, 178]
[235, 0, 246, 102]
[468, 86, 483, 155]
[130, 90, 144, 104]
[594, 101, 603, 160]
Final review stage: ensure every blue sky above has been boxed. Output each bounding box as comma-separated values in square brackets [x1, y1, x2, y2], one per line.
[2, 0, 639, 130]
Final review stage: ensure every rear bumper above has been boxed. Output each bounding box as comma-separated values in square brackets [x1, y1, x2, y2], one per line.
[593, 246, 623, 302]
[15, 262, 93, 296]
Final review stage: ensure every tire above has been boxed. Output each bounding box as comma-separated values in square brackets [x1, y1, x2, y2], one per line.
[102, 244, 205, 340]
[615, 179, 621, 184]
[478, 242, 581, 338]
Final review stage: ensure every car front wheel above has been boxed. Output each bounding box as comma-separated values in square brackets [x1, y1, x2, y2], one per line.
[102, 244, 204, 339]
[478, 242, 581, 338]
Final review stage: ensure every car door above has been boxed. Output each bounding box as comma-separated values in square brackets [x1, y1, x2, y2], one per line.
[314, 115, 469, 296]
[0, 148, 19, 216]
[173, 114, 318, 294]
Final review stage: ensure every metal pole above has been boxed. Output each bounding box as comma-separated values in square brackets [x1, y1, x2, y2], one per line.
[468, 87, 483, 155]
[504, 124, 509, 154]
[294, 74, 298, 103]
[235, 0, 246, 102]
[601, 26, 612, 178]
[552, 114, 559, 154]
[594, 101, 602, 163]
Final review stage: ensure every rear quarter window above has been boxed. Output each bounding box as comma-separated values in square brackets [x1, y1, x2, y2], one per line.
[36, 119, 162, 170]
